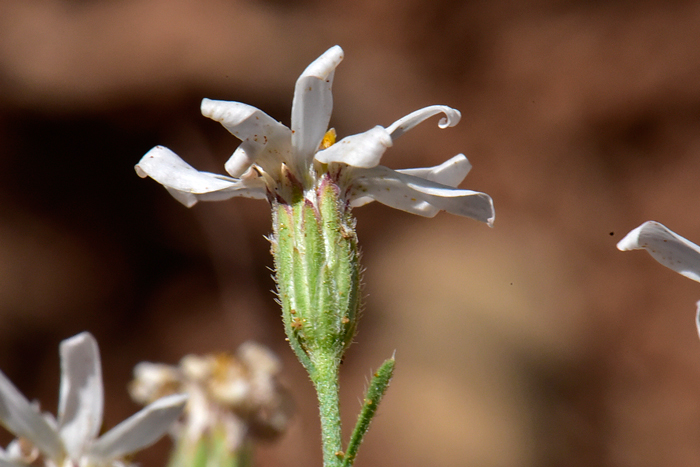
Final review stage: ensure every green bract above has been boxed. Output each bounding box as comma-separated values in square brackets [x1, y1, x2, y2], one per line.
[273, 177, 360, 370]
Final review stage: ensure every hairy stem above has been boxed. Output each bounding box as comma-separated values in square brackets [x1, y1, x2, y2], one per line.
[311, 354, 343, 467]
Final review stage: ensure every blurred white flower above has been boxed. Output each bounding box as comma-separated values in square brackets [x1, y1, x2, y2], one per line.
[136, 45, 494, 225]
[129, 342, 292, 456]
[0, 332, 186, 467]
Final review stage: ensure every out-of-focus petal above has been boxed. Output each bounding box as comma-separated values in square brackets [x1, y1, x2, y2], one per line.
[696, 301, 700, 339]
[347, 166, 494, 225]
[0, 447, 20, 467]
[87, 394, 187, 461]
[0, 452, 21, 467]
[291, 46, 344, 168]
[57, 333, 103, 460]
[0, 445, 14, 463]
[135, 146, 267, 207]
[617, 221, 700, 282]
[315, 126, 392, 168]
[201, 100, 291, 177]
[0, 373, 62, 460]
[385, 106, 461, 139]
[4, 438, 40, 465]
[129, 363, 181, 404]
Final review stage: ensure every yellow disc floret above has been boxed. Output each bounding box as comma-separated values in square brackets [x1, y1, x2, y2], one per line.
[319, 128, 337, 149]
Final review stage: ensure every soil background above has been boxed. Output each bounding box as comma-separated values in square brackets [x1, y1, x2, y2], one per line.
[1, 1, 700, 466]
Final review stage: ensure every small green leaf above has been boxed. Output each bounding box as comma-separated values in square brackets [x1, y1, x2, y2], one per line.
[343, 356, 395, 467]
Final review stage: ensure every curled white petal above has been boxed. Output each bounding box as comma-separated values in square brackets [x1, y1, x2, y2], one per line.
[57, 333, 103, 460]
[135, 146, 267, 207]
[291, 46, 344, 168]
[386, 105, 461, 139]
[0, 373, 62, 460]
[315, 126, 392, 168]
[347, 165, 494, 225]
[617, 221, 700, 282]
[87, 394, 187, 461]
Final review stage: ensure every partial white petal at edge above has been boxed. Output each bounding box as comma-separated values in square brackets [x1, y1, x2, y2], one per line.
[617, 221, 700, 282]
[87, 394, 187, 461]
[0, 372, 62, 460]
[57, 332, 103, 460]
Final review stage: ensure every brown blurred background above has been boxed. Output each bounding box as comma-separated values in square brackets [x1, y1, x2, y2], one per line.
[1, 0, 700, 466]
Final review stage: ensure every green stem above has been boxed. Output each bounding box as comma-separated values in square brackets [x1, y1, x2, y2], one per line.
[311, 354, 343, 467]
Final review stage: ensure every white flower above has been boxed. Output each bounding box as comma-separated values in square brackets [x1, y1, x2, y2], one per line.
[0, 332, 187, 467]
[617, 221, 700, 335]
[135, 45, 494, 225]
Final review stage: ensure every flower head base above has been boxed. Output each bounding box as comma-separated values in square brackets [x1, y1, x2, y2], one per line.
[0, 332, 186, 467]
[136, 46, 494, 225]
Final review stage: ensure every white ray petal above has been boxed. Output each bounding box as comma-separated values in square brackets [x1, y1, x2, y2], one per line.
[315, 126, 392, 168]
[348, 166, 494, 225]
[58, 333, 103, 460]
[87, 394, 187, 461]
[397, 154, 471, 187]
[386, 105, 461, 139]
[135, 146, 267, 207]
[351, 155, 471, 207]
[136, 146, 238, 193]
[201, 100, 291, 177]
[291, 46, 344, 168]
[0, 373, 62, 459]
[225, 140, 258, 178]
[617, 221, 700, 282]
